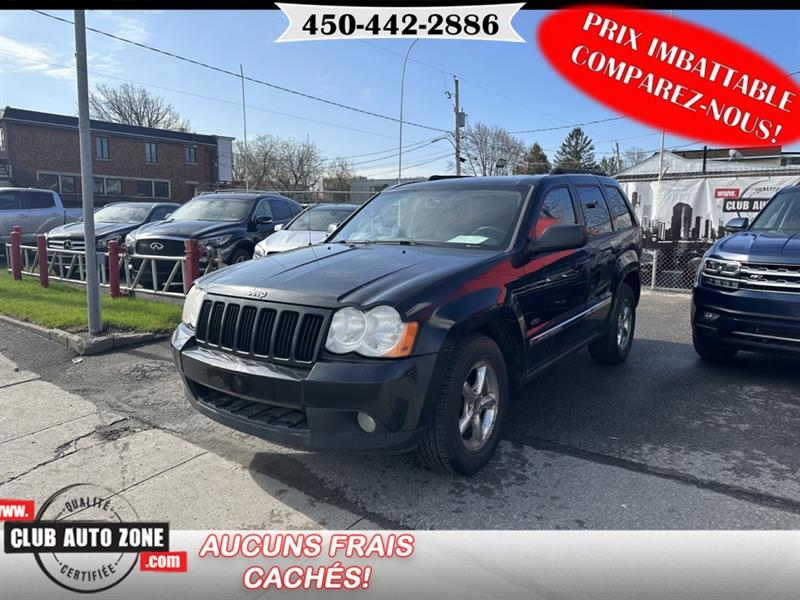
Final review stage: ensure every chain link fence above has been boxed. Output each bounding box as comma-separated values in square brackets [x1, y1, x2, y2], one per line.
[642, 246, 707, 292]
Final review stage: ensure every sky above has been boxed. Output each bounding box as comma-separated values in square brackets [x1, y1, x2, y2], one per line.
[0, 9, 798, 180]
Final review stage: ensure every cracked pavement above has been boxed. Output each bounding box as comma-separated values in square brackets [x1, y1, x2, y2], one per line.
[1, 291, 799, 529]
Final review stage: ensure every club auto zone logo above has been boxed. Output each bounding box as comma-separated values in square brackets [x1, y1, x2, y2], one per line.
[2, 484, 173, 593]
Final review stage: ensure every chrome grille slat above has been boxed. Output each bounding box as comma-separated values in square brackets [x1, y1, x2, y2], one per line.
[739, 262, 800, 294]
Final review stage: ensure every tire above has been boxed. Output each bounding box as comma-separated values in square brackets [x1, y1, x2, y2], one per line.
[693, 334, 737, 363]
[416, 334, 508, 476]
[589, 283, 636, 365]
[227, 248, 252, 265]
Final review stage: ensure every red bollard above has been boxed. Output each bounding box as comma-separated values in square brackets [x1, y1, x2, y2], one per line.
[10, 229, 22, 281]
[108, 239, 121, 298]
[183, 239, 200, 292]
[36, 234, 49, 288]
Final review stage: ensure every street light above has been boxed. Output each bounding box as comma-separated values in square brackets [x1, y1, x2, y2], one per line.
[398, 39, 419, 184]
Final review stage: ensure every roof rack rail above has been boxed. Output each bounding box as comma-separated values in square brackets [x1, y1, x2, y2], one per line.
[548, 167, 607, 176]
[199, 188, 278, 195]
[427, 175, 472, 181]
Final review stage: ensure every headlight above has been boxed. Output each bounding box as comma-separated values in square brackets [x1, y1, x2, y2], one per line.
[253, 244, 267, 258]
[701, 256, 741, 290]
[325, 305, 418, 358]
[199, 235, 232, 247]
[182, 285, 206, 329]
[125, 232, 136, 247]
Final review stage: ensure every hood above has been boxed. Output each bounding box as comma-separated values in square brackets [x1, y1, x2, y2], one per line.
[715, 230, 800, 264]
[257, 230, 327, 251]
[47, 221, 138, 240]
[198, 243, 499, 309]
[134, 219, 243, 240]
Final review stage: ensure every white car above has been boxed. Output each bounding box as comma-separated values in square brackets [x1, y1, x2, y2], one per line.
[253, 203, 357, 258]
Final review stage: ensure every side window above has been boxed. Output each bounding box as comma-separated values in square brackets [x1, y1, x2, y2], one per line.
[254, 199, 273, 220]
[21, 191, 56, 209]
[0, 191, 19, 210]
[289, 202, 302, 216]
[149, 206, 172, 221]
[270, 199, 291, 220]
[576, 186, 613, 236]
[604, 186, 634, 229]
[534, 187, 576, 237]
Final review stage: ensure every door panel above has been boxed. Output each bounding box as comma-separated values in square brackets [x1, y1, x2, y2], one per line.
[20, 191, 59, 236]
[0, 191, 28, 240]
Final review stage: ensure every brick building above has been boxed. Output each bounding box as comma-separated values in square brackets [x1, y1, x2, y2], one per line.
[0, 106, 234, 207]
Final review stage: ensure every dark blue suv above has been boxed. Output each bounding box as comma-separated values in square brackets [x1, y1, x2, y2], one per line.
[692, 185, 800, 361]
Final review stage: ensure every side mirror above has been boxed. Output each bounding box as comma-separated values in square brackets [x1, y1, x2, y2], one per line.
[255, 215, 273, 225]
[274, 223, 284, 232]
[724, 217, 749, 233]
[327, 223, 339, 234]
[530, 224, 588, 254]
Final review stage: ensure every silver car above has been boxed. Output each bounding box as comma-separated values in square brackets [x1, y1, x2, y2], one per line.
[253, 203, 357, 258]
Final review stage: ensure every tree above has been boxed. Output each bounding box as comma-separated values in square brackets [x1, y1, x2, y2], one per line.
[89, 83, 190, 131]
[554, 127, 598, 171]
[458, 122, 526, 176]
[323, 158, 355, 202]
[233, 135, 325, 192]
[599, 155, 619, 176]
[623, 146, 649, 169]
[513, 142, 551, 174]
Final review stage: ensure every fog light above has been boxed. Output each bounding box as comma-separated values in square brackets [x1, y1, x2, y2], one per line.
[357, 412, 376, 433]
[703, 312, 720, 322]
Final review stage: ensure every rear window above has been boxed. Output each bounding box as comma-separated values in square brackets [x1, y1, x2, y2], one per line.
[604, 186, 634, 229]
[576, 186, 612, 236]
[20, 191, 55, 209]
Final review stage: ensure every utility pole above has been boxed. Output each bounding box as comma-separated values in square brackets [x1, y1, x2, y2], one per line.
[454, 76, 462, 176]
[74, 10, 101, 335]
[240, 64, 248, 191]
[615, 140, 621, 173]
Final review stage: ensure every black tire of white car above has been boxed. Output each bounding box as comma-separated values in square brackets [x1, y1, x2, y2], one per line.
[589, 283, 636, 365]
[417, 334, 508, 476]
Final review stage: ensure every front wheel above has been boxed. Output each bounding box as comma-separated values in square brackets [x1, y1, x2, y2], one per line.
[416, 334, 508, 476]
[589, 283, 636, 365]
[226, 248, 252, 265]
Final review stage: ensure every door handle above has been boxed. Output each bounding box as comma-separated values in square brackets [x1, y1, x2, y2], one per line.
[17, 213, 28, 218]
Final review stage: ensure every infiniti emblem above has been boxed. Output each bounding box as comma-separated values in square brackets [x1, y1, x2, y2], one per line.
[150, 242, 164, 251]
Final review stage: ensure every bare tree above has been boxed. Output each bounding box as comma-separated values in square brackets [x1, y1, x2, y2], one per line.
[233, 135, 325, 192]
[323, 158, 355, 202]
[89, 83, 191, 131]
[458, 123, 526, 176]
[622, 146, 650, 169]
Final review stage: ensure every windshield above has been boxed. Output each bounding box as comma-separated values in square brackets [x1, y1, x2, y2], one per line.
[330, 186, 527, 248]
[288, 207, 354, 232]
[94, 204, 151, 224]
[168, 197, 252, 222]
[750, 191, 800, 232]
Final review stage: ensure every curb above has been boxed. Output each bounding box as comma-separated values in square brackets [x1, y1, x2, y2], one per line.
[0, 314, 169, 355]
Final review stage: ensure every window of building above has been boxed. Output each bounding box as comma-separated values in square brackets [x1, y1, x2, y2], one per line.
[104, 178, 122, 195]
[153, 181, 170, 198]
[93, 177, 105, 195]
[576, 186, 613, 236]
[534, 187, 576, 237]
[136, 180, 154, 197]
[0, 127, 6, 152]
[60, 175, 76, 194]
[95, 136, 110, 160]
[38, 173, 60, 191]
[145, 142, 158, 164]
[604, 186, 635, 230]
[185, 145, 197, 164]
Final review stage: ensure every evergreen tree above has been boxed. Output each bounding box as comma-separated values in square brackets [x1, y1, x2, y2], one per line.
[554, 127, 599, 171]
[513, 142, 551, 174]
[599, 155, 619, 176]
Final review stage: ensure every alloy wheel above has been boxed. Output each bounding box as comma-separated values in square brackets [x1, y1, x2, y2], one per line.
[458, 361, 499, 452]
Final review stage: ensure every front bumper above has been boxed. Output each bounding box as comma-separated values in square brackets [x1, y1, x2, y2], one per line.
[171, 323, 439, 452]
[692, 284, 800, 355]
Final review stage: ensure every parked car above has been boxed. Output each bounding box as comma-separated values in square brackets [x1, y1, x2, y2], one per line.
[126, 191, 301, 269]
[0, 187, 81, 244]
[172, 174, 642, 475]
[46, 201, 179, 252]
[692, 185, 800, 361]
[253, 203, 358, 258]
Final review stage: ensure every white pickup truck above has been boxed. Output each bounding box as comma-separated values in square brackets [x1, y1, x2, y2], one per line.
[0, 187, 83, 245]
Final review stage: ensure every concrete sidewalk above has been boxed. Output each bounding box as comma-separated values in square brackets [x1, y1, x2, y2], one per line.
[0, 353, 372, 530]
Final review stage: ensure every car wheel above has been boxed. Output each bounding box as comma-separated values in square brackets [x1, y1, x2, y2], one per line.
[227, 248, 251, 265]
[589, 283, 636, 365]
[693, 334, 737, 363]
[416, 334, 507, 476]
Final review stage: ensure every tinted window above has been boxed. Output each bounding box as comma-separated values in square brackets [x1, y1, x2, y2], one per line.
[21, 191, 55, 209]
[604, 186, 634, 229]
[288, 201, 302, 216]
[271, 199, 291, 220]
[751, 191, 800, 232]
[577, 186, 612, 236]
[0, 192, 19, 210]
[149, 206, 173, 221]
[254, 199, 273, 220]
[289, 207, 354, 232]
[534, 187, 576, 237]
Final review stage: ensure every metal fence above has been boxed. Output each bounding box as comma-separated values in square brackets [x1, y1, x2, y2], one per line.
[642, 246, 705, 292]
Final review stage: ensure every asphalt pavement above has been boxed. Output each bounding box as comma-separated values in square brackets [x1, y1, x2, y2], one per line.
[1, 291, 799, 529]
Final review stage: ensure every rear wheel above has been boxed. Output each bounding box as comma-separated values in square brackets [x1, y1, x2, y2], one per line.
[589, 283, 636, 364]
[227, 248, 252, 265]
[416, 334, 507, 476]
[693, 334, 737, 363]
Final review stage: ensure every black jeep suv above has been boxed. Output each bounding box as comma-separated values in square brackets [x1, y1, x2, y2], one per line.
[692, 185, 800, 361]
[172, 174, 641, 475]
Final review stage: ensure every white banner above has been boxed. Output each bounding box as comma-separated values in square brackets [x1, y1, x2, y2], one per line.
[276, 4, 525, 42]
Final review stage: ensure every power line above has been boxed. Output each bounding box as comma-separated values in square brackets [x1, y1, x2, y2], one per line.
[31, 9, 450, 134]
[510, 116, 626, 134]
